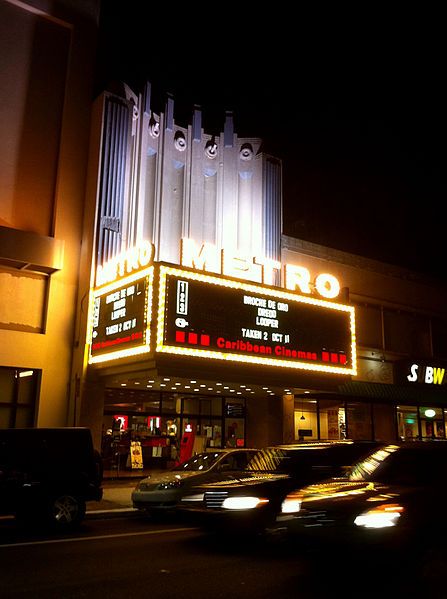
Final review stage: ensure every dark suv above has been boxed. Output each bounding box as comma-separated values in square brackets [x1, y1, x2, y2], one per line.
[0, 427, 103, 529]
[178, 440, 378, 534]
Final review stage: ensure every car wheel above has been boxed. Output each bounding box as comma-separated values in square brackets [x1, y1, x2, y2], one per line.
[48, 494, 86, 528]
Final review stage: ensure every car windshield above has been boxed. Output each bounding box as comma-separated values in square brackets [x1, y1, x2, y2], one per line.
[172, 452, 224, 472]
[348, 445, 400, 481]
[245, 448, 293, 472]
[245, 443, 360, 474]
[348, 444, 447, 485]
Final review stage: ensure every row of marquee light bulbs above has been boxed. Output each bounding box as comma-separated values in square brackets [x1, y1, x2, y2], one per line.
[117, 377, 313, 398]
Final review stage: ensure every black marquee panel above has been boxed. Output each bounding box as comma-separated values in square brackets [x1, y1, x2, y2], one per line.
[158, 267, 355, 375]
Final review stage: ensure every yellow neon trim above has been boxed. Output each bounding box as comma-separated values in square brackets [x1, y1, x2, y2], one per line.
[92, 266, 154, 297]
[156, 265, 357, 376]
[88, 266, 154, 364]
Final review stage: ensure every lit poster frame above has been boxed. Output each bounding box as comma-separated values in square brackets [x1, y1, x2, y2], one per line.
[89, 266, 154, 364]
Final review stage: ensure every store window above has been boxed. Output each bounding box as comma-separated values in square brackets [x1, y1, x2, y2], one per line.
[318, 399, 346, 440]
[224, 398, 245, 447]
[161, 394, 181, 414]
[396, 405, 445, 440]
[419, 406, 444, 439]
[0, 367, 39, 428]
[180, 397, 224, 449]
[101, 412, 178, 472]
[396, 405, 419, 440]
[182, 396, 221, 416]
[200, 419, 222, 448]
[201, 397, 222, 416]
[102, 390, 247, 471]
[182, 397, 200, 414]
[346, 401, 373, 440]
[294, 398, 318, 440]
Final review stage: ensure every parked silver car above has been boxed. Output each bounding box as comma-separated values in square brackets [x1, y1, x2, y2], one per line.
[132, 448, 257, 515]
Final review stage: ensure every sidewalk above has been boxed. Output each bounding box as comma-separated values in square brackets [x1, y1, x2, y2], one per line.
[87, 480, 137, 517]
[86, 470, 161, 517]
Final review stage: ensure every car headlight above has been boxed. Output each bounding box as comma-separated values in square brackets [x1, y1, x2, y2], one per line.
[222, 496, 269, 510]
[281, 491, 302, 514]
[354, 504, 404, 529]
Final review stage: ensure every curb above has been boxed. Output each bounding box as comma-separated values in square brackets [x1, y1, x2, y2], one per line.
[86, 507, 139, 519]
[0, 509, 139, 523]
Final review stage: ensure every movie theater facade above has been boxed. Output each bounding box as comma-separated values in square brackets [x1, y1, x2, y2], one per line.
[73, 82, 447, 469]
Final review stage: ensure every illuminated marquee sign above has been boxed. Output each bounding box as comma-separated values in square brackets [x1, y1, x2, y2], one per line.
[89, 266, 154, 364]
[94, 239, 342, 299]
[181, 238, 341, 299]
[156, 265, 356, 375]
[95, 241, 155, 287]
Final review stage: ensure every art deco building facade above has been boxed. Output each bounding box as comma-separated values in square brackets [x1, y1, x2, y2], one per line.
[72, 83, 282, 449]
[72, 82, 447, 466]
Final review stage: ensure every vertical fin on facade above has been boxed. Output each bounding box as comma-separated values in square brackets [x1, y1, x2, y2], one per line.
[263, 157, 282, 266]
[97, 94, 130, 266]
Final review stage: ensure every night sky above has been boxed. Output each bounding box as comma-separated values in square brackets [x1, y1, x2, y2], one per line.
[96, 6, 446, 281]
